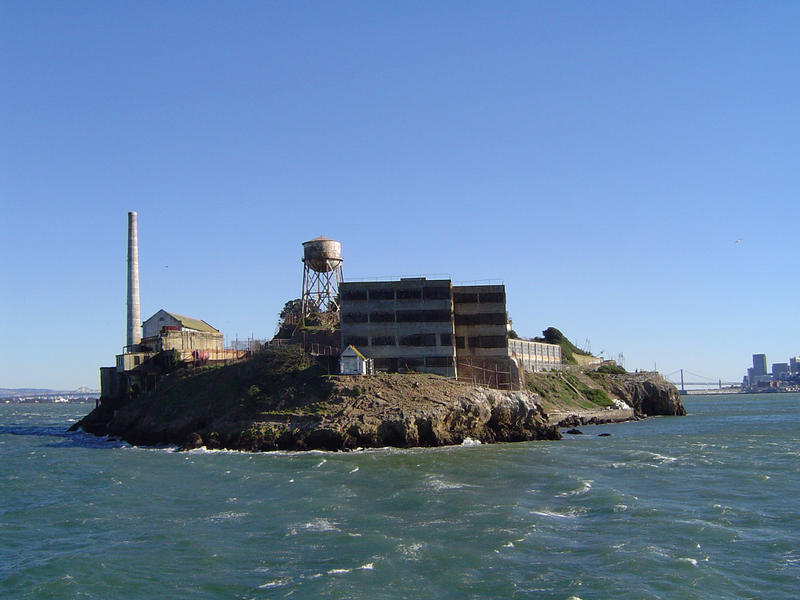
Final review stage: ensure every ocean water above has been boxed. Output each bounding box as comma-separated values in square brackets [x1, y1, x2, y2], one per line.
[1, 394, 798, 599]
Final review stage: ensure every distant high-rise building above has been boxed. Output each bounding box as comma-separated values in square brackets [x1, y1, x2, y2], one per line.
[772, 363, 789, 376]
[790, 357, 800, 374]
[752, 354, 768, 377]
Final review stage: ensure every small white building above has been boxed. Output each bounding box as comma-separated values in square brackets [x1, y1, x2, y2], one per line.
[340, 345, 374, 375]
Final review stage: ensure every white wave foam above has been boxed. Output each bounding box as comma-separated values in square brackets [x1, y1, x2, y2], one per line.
[328, 568, 351, 575]
[556, 480, 593, 497]
[398, 542, 424, 559]
[258, 578, 291, 589]
[315, 459, 327, 468]
[678, 557, 698, 566]
[206, 511, 249, 522]
[530, 508, 584, 519]
[461, 437, 482, 446]
[301, 518, 340, 532]
[359, 562, 374, 570]
[349, 466, 359, 473]
[649, 452, 677, 463]
[425, 477, 472, 491]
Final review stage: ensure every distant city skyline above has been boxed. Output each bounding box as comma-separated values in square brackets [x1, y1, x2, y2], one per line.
[743, 353, 800, 390]
[2, 2, 798, 388]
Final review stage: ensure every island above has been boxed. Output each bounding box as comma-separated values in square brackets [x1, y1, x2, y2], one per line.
[70, 344, 684, 451]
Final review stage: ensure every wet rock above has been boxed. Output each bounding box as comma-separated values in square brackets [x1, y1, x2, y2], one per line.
[182, 432, 204, 450]
[565, 428, 583, 435]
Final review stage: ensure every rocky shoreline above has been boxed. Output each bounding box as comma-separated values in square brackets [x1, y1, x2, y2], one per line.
[70, 346, 684, 452]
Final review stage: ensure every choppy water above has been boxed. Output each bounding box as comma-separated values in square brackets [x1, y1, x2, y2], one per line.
[1, 393, 798, 599]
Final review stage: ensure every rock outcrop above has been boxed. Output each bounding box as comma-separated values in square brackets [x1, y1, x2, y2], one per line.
[605, 375, 686, 417]
[71, 351, 560, 451]
[70, 347, 684, 452]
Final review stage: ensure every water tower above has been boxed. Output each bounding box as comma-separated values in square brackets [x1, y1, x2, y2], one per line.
[301, 236, 344, 320]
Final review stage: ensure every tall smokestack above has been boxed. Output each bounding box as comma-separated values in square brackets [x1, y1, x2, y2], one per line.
[126, 211, 141, 350]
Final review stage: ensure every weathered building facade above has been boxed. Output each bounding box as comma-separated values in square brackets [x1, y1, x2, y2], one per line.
[141, 310, 223, 353]
[339, 278, 562, 386]
[507, 338, 562, 372]
[340, 279, 457, 376]
[452, 284, 510, 381]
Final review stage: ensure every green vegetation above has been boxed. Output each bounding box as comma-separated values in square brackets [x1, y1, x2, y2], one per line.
[138, 345, 335, 425]
[275, 298, 340, 339]
[596, 364, 627, 375]
[525, 369, 616, 411]
[532, 327, 592, 365]
[581, 387, 614, 407]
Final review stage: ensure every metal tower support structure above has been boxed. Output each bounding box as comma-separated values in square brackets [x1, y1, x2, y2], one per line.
[301, 262, 344, 317]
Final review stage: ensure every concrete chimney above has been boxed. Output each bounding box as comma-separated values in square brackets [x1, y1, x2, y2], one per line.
[126, 211, 141, 350]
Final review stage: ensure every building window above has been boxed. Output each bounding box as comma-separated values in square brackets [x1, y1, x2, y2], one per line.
[455, 336, 465, 348]
[396, 288, 422, 300]
[374, 358, 398, 372]
[453, 292, 478, 304]
[342, 312, 368, 323]
[399, 334, 437, 347]
[454, 312, 507, 326]
[478, 291, 505, 303]
[369, 312, 395, 323]
[396, 310, 424, 322]
[341, 289, 367, 301]
[423, 286, 451, 300]
[398, 357, 424, 371]
[423, 309, 452, 322]
[371, 336, 396, 346]
[368, 288, 395, 300]
[440, 333, 453, 346]
[468, 335, 507, 348]
[344, 336, 368, 347]
[426, 356, 454, 367]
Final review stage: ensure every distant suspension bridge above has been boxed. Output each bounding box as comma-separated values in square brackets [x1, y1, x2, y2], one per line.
[664, 369, 741, 392]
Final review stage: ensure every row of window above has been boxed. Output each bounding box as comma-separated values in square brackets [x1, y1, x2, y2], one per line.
[454, 312, 507, 326]
[453, 291, 505, 304]
[344, 333, 453, 347]
[342, 309, 452, 324]
[508, 341, 562, 358]
[341, 286, 452, 302]
[343, 333, 506, 349]
[462, 335, 508, 349]
[373, 356, 454, 371]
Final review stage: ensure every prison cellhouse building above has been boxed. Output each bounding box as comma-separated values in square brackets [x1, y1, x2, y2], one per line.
[338, 278, 561, 387]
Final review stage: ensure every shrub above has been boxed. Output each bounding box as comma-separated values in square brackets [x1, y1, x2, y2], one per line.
[583, 388, 613, 407]
[596, 364, 626, 375]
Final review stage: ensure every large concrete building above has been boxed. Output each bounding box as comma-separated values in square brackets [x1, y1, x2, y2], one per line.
[340, 278, 457, 376]
[339, 278, 561, 386]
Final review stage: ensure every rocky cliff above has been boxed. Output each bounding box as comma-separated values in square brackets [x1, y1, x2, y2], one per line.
[71, 346, 683, 451]
[71, 346, 560, 451]
[604, 374, 686, 417]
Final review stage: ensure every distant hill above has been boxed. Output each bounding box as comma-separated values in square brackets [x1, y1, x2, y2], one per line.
[1, 388, 99, 397]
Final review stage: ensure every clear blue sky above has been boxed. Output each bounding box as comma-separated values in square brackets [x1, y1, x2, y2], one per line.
[2, 1, 798, 389]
